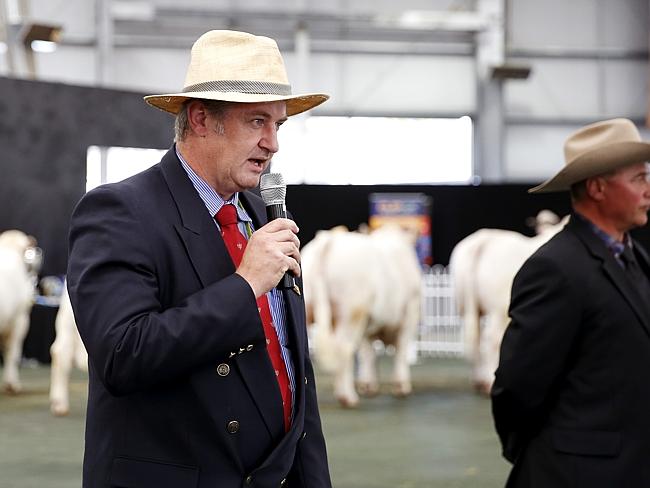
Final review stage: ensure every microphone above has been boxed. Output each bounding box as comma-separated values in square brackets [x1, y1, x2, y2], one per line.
[260, 173, 295, 290]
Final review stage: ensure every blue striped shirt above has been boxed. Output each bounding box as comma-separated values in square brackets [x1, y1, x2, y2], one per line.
[175, 145, 295, 416]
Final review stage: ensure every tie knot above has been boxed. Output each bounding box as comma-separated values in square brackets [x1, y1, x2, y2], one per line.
[215, 204, 238, 227]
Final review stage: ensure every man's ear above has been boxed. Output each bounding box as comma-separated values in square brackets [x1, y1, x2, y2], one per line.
[585, 176, 607, 201]
[186, 101, 210, 137]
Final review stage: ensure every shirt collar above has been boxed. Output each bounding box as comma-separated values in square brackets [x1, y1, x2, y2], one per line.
[573, 211, 630, 259]
[175, 144, 252, 224]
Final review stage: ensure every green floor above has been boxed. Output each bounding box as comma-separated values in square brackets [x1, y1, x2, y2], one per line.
[0, 358, 510, 488]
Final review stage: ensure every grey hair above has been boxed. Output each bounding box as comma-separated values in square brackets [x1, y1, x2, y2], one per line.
[174, 99, 231, 142]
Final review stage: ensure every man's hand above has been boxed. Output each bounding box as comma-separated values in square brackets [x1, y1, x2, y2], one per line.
[236, 218, 301, 297]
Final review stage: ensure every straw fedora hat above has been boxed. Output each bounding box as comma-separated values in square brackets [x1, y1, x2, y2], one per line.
[529, 118, 650, 193]
[144, 30, 329, 116]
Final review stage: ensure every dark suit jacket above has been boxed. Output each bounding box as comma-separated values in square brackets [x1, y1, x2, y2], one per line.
[67, 148, 331, 488]
[492, 214, 650, 487]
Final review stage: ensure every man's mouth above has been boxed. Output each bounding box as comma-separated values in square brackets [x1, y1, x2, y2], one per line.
[249, 158, 267, 169]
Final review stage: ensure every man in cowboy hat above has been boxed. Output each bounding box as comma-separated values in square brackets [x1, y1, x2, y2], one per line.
[491, 118, 650, 487]
[67, 30, 332, 488]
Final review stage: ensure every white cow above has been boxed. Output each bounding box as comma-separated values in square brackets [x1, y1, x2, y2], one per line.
[449, 214, 568, 395]
[49, 283, 88, 416]
[302, 225, 422, 407]
[0, 230, 37, 393]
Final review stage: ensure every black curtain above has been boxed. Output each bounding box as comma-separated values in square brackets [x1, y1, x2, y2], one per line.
[0, 76, 174, 276]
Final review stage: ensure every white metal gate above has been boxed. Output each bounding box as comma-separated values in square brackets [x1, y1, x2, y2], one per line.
[416, 265, 463, 357]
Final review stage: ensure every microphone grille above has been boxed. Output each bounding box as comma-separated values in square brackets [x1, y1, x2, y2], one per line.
[260, 173, 286, 205]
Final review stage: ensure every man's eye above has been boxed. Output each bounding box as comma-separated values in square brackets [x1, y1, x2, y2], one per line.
[634, 173, 650, 183]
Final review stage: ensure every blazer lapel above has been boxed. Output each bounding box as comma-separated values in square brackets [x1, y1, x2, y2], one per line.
[159, 149, 250, 466]
[634, 237, 650, 278]
[159, 148, 234, 287]
[571, 217, 650, 335]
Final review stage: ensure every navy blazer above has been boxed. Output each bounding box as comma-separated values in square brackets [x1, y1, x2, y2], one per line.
[67, 148, 331, 488]
[492, 215, 650, 487]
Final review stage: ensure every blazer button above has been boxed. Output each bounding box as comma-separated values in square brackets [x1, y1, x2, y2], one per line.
[245, 475, 253, 485]
[216, 363, 230, 376]
[227, 420, 240, 434]
[304, 376, 308, 385]
[246, 344, 254, 351]
[280, 478, 287, 487]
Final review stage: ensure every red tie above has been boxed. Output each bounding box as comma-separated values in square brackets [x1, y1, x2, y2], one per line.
[215, 204, 292, 431]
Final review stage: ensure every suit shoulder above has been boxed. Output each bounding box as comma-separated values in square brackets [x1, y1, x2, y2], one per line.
[521, 227, 592, 284]
[79, 164, 165, 207]
[532, 227, 582, 260]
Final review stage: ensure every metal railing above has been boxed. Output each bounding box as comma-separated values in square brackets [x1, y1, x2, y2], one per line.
[415, 265, 464, 357]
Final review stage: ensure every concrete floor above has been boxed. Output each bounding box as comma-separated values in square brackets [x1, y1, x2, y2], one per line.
[0, 357, 510, 488]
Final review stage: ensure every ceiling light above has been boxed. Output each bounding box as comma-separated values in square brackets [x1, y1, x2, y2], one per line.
[30, 40, 57, 53]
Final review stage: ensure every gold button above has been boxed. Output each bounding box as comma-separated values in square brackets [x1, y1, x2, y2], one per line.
[266, 339, 271, 345]
[304, 376, 308, 384]
[227, 420, 240, 434]
[245, 475, 253, 485]
[280, 478, 287, 487]
[275, 370, 280, 376]
[302, 431, 307, 439]
[216, 363, 230, 376]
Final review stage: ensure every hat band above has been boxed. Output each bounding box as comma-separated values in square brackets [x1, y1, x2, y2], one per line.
[183, 80, 292, 96]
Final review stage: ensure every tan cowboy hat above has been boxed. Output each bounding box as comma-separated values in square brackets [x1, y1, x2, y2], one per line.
[529, 118, 650, 193]
[144, 30, 329, 116]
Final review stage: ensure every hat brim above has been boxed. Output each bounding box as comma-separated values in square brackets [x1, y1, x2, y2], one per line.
[144, 91, 329, 117]
[529, 141, 650, 193]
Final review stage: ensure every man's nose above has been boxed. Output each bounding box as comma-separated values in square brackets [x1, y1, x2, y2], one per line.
[260, 126, 279, 154]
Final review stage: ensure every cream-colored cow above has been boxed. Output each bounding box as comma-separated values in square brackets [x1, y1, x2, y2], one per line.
[0, 230, 37, 393]
[302, 225, 422, 407]
[449, 214, 567, 394]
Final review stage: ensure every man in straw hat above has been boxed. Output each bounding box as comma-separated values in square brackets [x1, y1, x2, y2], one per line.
[67, 30, 332, 487]
[492, 118, 650, 487]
